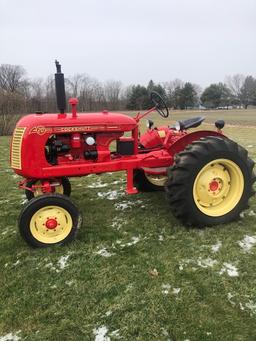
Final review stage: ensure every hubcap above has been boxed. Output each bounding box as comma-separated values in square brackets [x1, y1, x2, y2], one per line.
[145, 173, 167, 187]
[30, 206, 72, 244]
[193, 159, 244, 217]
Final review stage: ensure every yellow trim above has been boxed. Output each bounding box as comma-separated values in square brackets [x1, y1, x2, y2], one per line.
[11, 127, 26, 169]
[145, 173, 167, 187]
[193, 159, 244, 217]
[158, 130, 166, 138]
[32, 181, 64, 197]
[30, 206, 72, 244]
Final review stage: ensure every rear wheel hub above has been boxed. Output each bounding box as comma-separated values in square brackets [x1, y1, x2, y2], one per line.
[193, 159, 244, 216]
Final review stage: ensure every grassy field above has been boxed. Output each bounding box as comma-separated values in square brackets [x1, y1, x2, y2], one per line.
[0, 109, 256, 340]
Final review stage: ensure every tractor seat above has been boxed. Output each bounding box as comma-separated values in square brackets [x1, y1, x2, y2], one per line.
[175, 116, 205, 130]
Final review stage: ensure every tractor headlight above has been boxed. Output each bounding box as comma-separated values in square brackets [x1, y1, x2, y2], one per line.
[85, 136, 96, 145]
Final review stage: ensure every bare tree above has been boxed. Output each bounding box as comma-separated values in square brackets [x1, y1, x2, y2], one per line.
[104, 80, 122, 110]
[0, 64, 26, 92]
[225, 74, 245, 106]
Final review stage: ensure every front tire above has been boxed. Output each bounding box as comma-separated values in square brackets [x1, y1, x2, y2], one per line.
[18, 194, 82, 247]
[165, 136, 255, 226]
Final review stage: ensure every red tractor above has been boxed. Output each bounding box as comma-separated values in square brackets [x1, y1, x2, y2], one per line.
[11, 61, 255, 247]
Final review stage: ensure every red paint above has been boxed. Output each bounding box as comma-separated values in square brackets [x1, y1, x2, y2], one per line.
[209, 180, 219, 192]
[46, 218, 58, 229]
[11, 104, 224, 195]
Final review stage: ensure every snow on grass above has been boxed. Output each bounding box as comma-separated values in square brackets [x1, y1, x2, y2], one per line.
[248, 210, 256, 217]
[45, 254, 71, 272]
[88, 181, 108, 188]
[227, 293, 236, 306]
[211, 241, 222, 253]
[245, 300, 256, 315]
[197, 257, 218, 268]
[161, 284, 180, 295]
[93, 326, 110, 341]
[0, 199, 9, 204]
[158, 235, 164, 241]
[0, 331, 21, 341]
[219, 263, 239, 277]
[120, 236, 140, 247]
[238, 235, 256, 252]
[111, 216, 124, 230]
[115, 200, 143, 210]
[97, 190, 124, 200]
[95, 248, 114, 258]
[172, 288, 181, 295]
[13, 260, 20, 267]
[162, 284, 171, 295]
[57, 255, 70, 270]
[109, 330, 120, 338]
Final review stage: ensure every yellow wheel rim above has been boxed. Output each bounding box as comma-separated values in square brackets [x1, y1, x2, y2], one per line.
[33, 181, 64, 197]
[30, 206, 72, 244]
[145, 174, 167, 187]
[193, 159, 244, 217]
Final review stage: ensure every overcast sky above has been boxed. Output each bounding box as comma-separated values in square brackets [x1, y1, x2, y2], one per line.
[0, 0, 255, 87]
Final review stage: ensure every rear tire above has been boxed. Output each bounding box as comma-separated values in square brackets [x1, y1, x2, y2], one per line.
[25, 177, 71, 200]
[165, 136, 255, 226]
[18, 194, 81, 248]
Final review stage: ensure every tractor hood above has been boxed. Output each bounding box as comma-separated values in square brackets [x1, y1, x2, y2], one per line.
[16, 111, 137, 133]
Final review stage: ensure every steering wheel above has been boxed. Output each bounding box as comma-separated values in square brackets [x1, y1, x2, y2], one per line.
[150, 91, 169, 118]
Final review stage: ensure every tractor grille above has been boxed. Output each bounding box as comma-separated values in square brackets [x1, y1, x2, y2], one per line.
[11, 127, 26, 169]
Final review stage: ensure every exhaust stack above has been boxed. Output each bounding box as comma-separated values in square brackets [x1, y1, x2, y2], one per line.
[55, 60, 66, 114]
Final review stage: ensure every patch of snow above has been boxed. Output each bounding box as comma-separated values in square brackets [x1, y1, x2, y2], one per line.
[247, 145, 253, 148]
[248, 210, 256, 217]
[13, 260, 20, 267]
[1, 230, 8, 236]
[172, 288, 181, 295]
[58, 255, 70, 270]
[93, 326, 110, 341]
[206, 332, 212, 336]
[97, 190, 123, 200]
[0, 200, 9, 204]
[0, 331, 21, 341]
[245, 300, 256, 315]
[227, 292, 235, 306]
[88, 181, 108, 188]
[65, 280, 75, 287]
[109, 330, 120, 338]
[161, 328, 171, 340]
[96, 248, 114, 258]
[111, 180, 125, 185]
[115, 200, 143, 210]
[240, 212, 245, 219]
[20, 199, 28, 205]
[105, 310, 112, 317]
[111, 217, 124, 230]
[211, 241, 222, 253]
[162, 284, 171, 295]
[120, 236, 140, 247]
[239, 302, 245, 311]
[159, 235, 164, 241]
[197, 257, 217, 268]
[238, 235, 256, 252]
[219, 263, 239, 277]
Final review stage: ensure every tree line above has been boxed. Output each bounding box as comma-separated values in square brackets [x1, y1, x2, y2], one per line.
[0, 63, 256, 135]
